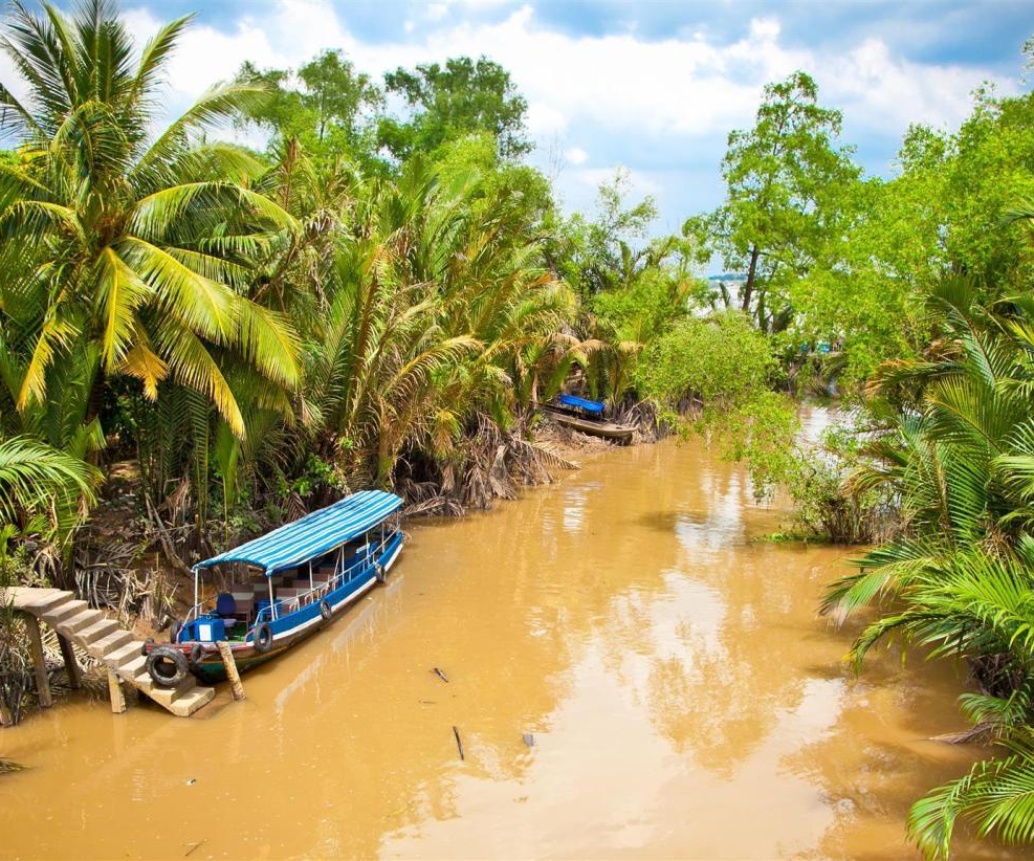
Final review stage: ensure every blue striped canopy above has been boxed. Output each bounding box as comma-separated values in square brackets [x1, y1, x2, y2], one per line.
[195, 490, 402, 576]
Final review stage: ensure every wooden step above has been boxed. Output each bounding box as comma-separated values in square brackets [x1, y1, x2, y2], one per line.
[74, 618, 118, 646]
[58, 609, 106, 636]
[148, 678, 197, 707]
[20, 591, 73, 614]
[41, 599, 88, 624]
[9, 586, 216, 719]
[120, 654, 148, 684]
[168, 686, 215, 717]
[107, 641, 145, 669]
[93, 630, 135, 656]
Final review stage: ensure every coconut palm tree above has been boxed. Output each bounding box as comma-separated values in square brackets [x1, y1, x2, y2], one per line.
[0, 0, 300, 441]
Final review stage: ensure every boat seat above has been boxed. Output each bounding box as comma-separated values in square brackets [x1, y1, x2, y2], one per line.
[214, 592, 241, 630]
[232, 596, 254, 622]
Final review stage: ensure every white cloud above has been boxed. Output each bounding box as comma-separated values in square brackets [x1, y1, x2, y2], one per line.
[2, 1, 1015, 224]
[573, 166, 660, 196]
[825, 37, 982, 132]
[565, 146, 588, 166]
[525, 103, 567, 136]
[114, 2, 1007, 155]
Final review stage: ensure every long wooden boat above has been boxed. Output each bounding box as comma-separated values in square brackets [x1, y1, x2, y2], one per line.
[544, 406, 635, 443]
[143, 490, 403, 687]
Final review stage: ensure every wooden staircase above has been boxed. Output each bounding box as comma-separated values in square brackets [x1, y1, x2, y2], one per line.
[5, 587, 214, 717]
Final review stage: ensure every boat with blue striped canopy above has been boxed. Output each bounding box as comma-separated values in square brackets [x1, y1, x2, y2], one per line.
[143, 490, 404, 687]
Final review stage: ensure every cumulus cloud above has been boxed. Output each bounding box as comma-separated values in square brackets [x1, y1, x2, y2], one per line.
[565, 147, 588, 166]
[120, 2, 1008, 153]
[3, 1, 1017, 222]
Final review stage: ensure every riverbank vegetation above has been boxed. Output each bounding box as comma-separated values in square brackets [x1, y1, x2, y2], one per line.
[1, 1, 1034, 856]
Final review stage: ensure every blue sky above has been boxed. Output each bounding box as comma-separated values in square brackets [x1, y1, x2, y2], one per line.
[7, 1, 1032, 233]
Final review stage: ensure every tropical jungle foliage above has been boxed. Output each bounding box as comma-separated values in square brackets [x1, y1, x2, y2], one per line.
[0, 0, 705, 585]
[2, 3, 1034, 856]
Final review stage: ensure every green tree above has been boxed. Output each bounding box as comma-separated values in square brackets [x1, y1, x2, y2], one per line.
[0, 435, 98, 544]
[639, 311, 798, 494]
[684, 71, 862, 333]
[786, 126, 948, 383]
[0, 0, 300, 442]
[235, 50, 383, 165]
[379, 56, 530, 161]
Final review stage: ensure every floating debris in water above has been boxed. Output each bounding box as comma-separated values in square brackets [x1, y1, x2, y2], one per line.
[185, 778, 196, 786]
[432, 667, 450, 683]
[453, 725, 465, 761]
[522, 733, 535, 747]
[0, 759, 27, 774]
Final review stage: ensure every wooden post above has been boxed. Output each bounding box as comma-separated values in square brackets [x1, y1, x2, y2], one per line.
[0, 696, 12, 727]
[216, 641, 245, 702]
[57, 634, 81, 689]
[23, 614, 52, 708]
[106, 665, 126, 714]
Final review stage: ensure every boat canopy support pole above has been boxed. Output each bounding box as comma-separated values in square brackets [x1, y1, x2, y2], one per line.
[192, 569, 199, 618]
[308, 559, 313, 592]
[268, 574, 276, 620]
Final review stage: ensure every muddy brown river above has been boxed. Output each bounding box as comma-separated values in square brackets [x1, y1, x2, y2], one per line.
[0, 433, 1021, 859]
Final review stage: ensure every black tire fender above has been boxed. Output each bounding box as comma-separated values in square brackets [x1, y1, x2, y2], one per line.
[253, 622, 273, 654]
[146, 645, 189, 687]
[319, 599, 332, 621]
[168, 620, 182, 643]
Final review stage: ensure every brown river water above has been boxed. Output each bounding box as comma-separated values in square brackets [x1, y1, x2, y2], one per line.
[0, 430, 1022, 860]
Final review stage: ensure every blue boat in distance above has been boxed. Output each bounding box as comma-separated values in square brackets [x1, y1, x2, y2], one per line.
[544, 394, 634, 444]
[556, 393, 606, 415]
[144, 490, 404, 687]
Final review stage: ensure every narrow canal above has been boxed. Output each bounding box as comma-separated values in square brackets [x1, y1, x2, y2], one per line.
[0, 433, 1019, 859]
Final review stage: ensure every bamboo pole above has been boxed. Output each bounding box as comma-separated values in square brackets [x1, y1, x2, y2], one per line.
[57, 634, 81, 689]
[216, 641, 245, 702]
[23, 614, 52, 708]
[106, 665, 126, 714]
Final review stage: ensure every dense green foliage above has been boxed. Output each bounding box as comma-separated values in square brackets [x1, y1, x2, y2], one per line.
[3, 7, 1034, 855]
[639, 311, 798, 494]
[0, 0, 699, 569]
[817, 280, 1034, 858]
[678, 53, 1034, 860]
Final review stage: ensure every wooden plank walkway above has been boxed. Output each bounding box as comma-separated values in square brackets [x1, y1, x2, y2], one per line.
[3, 587, 214, 718]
